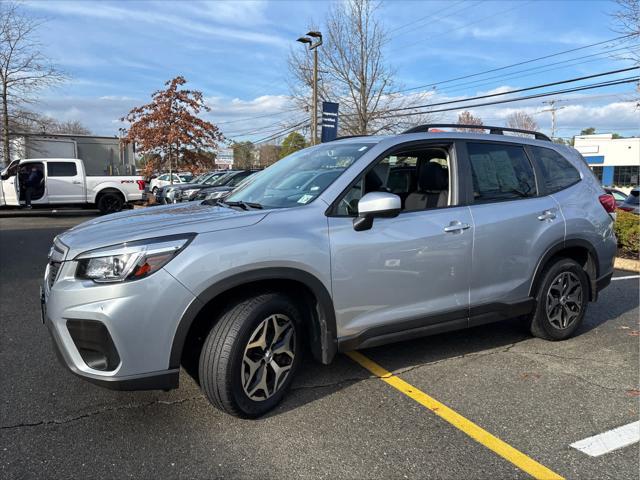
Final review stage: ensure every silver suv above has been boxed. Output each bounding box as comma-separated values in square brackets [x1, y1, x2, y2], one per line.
[42, 125, 617, 418]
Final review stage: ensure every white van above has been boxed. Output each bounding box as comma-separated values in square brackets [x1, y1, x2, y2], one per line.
[0, 158, 145, 214]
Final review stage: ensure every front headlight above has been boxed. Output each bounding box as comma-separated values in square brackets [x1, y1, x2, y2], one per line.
[205, 191, 225, 200]
[75, 234, 194, 283]
[183, 188, 201, 199]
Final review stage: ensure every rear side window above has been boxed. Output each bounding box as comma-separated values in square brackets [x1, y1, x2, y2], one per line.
[467, 142, 537, 204]
[47, 162, 77, 177]
[530, 146, 580, 193]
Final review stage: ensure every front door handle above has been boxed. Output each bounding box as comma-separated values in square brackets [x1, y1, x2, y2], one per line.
[537, 210, 557, 221]
[72, 181, 82, 184]
[444, 221, 471, 233]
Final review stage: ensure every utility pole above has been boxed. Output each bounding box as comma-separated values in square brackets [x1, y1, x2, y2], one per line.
[297, 31, 322, 145]
[542, 99, 566, 139]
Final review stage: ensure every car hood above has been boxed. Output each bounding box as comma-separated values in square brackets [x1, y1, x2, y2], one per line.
[57, 203, 268, 258]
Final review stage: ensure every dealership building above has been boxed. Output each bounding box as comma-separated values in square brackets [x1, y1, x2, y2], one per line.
[573, 134, 640, 191]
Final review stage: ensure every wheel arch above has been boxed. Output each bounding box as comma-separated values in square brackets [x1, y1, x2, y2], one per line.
[170, 268, 338, 371]
[529, 238, 600, 301]
[94, 186, 126, 204]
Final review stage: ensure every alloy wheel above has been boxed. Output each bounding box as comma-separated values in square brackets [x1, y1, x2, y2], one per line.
[241, 313, 295, 402]
[546, 271, 583, 329]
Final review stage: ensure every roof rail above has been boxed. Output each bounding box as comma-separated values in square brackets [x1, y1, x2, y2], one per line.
[331, 134, 370, 141]
[402, 124, 551, 141]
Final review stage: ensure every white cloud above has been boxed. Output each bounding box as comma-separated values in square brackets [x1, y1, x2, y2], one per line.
[25, 1, 288, 47]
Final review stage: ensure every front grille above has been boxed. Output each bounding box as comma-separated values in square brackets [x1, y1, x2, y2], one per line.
[48, 261, 61, 288]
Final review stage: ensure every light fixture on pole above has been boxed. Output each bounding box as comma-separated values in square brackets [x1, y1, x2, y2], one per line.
[297, 31, 322, 145]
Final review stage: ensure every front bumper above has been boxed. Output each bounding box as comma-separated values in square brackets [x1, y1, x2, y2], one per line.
[42, 257, 196, 391]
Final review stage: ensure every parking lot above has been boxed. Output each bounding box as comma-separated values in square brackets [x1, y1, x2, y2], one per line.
[1, 212, 638, 479]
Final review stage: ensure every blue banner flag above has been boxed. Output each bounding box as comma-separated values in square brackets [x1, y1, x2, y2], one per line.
[320, 102, 339, 143]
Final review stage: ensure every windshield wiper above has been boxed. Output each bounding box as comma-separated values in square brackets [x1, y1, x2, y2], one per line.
[218, 200, 263, 210]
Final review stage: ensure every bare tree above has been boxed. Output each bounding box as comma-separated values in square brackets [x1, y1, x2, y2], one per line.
[611, 0, 639, 43]
[456, 110, 483, 131]
[506, 111, 539, 134]
[9, 110, 91, 135]
[0, 2, 65, 163]
[288, 0, 429, 136]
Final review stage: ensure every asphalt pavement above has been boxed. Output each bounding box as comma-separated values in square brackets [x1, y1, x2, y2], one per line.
[1, 213, 638, 479]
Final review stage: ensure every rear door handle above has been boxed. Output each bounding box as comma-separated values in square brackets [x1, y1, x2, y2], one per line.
[444, 221, 471, 233]
[72, 181, 82, 184]
[537, 210, 556, 221]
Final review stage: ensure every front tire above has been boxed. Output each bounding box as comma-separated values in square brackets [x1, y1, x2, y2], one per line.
[530, 258, 588, 340]
[198, 292, 301, 418]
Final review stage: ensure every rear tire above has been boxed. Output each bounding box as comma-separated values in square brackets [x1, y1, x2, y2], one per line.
[530, 258, 588, 340]
[198, 292, 302, 418]
[97, 192, 124, 214]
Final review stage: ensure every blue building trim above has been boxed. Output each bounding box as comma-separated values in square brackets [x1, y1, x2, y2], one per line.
[602, 166, 614, 186]
[585, 155, 605, 164]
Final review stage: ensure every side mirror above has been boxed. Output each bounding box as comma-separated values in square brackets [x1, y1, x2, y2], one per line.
[353, 192, 401, 231]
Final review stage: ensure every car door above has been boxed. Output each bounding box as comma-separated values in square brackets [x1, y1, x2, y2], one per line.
[46, 160, 84, 203]
[1, 160, 20, 205]
[460, 140, 565, 325]
[327, 141, 473, 347]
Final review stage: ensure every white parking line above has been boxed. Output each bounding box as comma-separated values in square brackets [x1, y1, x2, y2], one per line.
[611, 275, 640, 281]
[570, 421, 640, 457]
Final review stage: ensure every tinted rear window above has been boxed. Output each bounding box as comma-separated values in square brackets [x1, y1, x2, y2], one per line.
[467, 142, 537, 203]
[530, 146, 580, 193]
[47, 162, 77, 177]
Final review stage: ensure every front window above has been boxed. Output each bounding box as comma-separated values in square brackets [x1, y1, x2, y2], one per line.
[226, 143, 373, 209]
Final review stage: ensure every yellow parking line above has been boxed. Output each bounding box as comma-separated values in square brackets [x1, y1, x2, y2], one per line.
[347, 351, 564, 480]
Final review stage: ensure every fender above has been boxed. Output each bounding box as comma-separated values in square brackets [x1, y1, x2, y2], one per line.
[90, 182, 128, 203]
[169, 267, 338, 368]
[528, 237, 600, 300]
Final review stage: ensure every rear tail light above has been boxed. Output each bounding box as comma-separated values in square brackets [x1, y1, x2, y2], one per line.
[598, 194, 616, 213]
[136, 180, 146, 191]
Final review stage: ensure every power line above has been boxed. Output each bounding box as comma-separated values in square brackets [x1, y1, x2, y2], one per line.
[223, 115, 307, 137]
[342, 67, 639, 118]
[389, 0, 479, 38]
[212, 106, 300, 126]
[253, 120, 310, 145]
[375, 77, 640, 120]
[422, 44, 639, 97]
[392, 33, 639, 95]
[391, 0, 533, 52]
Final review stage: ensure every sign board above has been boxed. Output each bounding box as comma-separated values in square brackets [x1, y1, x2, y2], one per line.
[321, 102, 339, 143]
[216, 148, 234, 166]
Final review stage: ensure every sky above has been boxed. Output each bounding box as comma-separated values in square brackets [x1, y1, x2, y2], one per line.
[19, 0, 640, 142]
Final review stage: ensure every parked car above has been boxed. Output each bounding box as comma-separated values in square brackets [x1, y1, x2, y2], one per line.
[149, 173, 189, 194]
[192, 170, 260, 202]
[604, 187, 628, 207]
[42, 124, 616, 418]
[618, 187, 639, 214]
[155, 171, 230, 204]
[0, 158, 144, 214]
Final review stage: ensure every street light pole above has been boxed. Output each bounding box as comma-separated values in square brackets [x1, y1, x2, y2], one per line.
[297, 31, 322, 145]
[312, 46, 318, 145]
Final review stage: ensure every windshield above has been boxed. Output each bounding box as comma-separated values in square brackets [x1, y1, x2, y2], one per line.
[226, 142, 373, 209]
[208, 171, 236, 186]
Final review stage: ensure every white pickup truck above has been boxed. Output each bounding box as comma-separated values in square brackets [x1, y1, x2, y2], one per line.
[0, 158, 145, 214]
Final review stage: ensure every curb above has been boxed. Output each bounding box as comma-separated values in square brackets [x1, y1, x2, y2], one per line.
[614, 257, 640, 273]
